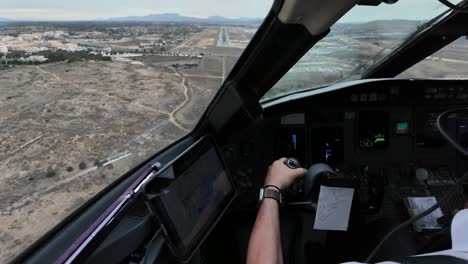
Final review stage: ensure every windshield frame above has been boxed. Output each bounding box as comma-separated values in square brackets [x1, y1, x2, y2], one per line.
[260, 3, 460, 102]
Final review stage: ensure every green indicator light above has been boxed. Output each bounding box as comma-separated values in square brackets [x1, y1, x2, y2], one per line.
[374, 134, 386, 143]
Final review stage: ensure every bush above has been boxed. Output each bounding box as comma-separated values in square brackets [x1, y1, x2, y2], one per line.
[6, 51, 26, 59]
[45, 170, 57, 178]
[78, 162, 87, 170]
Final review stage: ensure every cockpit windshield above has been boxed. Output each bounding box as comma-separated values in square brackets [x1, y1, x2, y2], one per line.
[0, 0, 271, 262]
[262, 0, 454, 101]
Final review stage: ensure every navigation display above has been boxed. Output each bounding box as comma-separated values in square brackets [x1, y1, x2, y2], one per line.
[145, 137, 235, 262]
[311, 127, 344, 165]
[359, 111, 389, 149]
[395, 121, 410, 135]
[277, 127, 306, 164]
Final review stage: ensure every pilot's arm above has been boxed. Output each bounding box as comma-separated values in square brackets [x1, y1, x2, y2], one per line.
[246, 158, 306, 264]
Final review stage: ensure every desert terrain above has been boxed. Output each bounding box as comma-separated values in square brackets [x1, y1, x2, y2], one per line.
[0, 24, 243, 262]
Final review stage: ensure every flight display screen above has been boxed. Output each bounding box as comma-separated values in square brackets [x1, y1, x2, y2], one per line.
[359, 111, 389, 149]
[415, 111, 447, 148]
[311, 127, 344, 165]
[276, 127, 306, 165]
[147, 137, 235, 261]
[395, 121, 410, 135]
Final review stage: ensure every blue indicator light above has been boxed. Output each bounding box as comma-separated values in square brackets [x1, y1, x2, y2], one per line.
[292, 134, 297, 150]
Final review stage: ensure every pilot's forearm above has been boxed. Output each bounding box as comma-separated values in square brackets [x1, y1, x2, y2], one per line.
[246, 199, 283, 264]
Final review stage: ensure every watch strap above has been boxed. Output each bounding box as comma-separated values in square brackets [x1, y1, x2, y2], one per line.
[260, 188, 283, 205]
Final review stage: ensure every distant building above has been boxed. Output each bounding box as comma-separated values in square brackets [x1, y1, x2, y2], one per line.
[44, 31, 56, 38]
[60, 43, 86, 52]
[64, 43, 77, 48]
[46, 40, 63, 49]
[44, 31, 66, 39]
[18, 33, 41, 41]
[1, 36, 15, 42]
[30, 47, 49, 53]
[27, 55, 47, 62]
[140, 42, 155, 48]
[0, 45, 7, 54]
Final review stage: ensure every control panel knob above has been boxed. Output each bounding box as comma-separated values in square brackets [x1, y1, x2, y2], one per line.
[416, 168, 430, 184]
[284, 157, 302, 169]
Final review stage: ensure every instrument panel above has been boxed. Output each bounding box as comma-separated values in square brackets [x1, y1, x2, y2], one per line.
[272, 79, 468, 175]
[268, 79, 468, 220]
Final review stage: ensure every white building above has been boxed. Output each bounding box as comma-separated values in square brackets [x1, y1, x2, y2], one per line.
[27, 55, 47, 62]
[1, 36, 15, 43]
[60, 43, 86, 52]
[0, 45, 7, 53]
[46, 40, 63, 49]
[44, 31, 56, 38]
[44, 31, 66, 39]
[18, 33, 41, 41]
[30, 47, 49, 53]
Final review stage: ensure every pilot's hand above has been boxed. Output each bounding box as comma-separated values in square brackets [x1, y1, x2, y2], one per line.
[265, 158, 307, 190]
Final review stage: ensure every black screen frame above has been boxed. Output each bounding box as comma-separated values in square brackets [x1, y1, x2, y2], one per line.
[143, 135, 236, 263]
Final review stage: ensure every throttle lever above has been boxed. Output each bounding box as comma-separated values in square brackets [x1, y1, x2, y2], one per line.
[284, 157, 301, 169]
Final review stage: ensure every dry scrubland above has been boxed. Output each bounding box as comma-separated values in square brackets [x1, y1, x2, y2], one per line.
[0, 26, 243, 262]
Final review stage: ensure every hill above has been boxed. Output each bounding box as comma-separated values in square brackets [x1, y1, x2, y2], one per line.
[105, 13, 262, 24]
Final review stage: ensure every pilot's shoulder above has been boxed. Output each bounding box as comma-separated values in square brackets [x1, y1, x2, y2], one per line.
[452, 209, 468, 252]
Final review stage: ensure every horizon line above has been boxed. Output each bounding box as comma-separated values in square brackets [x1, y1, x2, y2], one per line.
[0, 12, 425, 23]
[0, 12, 263, 22]
[0, 19, 424, 23]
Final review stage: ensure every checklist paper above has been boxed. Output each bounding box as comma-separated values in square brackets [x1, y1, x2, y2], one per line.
[406, 197, 443, 229]
[314, 186, 355, 231]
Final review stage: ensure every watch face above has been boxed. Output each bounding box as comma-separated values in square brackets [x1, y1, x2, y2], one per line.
[259, 188, 264, 201]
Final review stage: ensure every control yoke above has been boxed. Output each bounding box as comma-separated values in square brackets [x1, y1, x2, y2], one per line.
[284, 158, 337, 211]
[284, 159, 359, 212]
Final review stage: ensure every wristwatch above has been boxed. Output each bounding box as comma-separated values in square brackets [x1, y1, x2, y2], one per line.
[259, 186, 283, 206]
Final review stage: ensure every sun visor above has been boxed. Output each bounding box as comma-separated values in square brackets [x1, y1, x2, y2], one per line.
[278, 0, 358, 35]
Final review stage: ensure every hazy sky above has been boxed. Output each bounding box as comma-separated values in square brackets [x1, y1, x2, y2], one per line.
[0, 0, 449, 21]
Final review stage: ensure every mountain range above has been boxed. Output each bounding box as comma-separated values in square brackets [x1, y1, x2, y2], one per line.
[0, 13, 262, 23]
[0, 15, 421, 26]
[103, 13, 262, 24]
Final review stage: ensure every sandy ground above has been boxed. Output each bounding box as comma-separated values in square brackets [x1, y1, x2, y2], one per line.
[0, 61, 184, 261]
[0, 60, 218, 262]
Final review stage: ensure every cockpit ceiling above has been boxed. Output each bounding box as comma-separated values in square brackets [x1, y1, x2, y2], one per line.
[278, 0, 358, 35]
